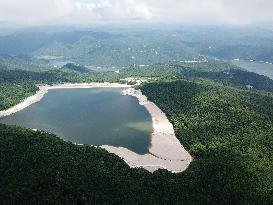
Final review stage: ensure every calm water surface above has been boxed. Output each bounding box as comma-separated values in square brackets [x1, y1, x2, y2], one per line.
[231, 60, 273, 79]
[0, 88, 153, 154]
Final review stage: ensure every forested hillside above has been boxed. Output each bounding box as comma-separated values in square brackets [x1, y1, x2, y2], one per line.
[0, 67, 119, 111]
[0, 124, 153, 204]
[1, 79, 273, 204]
[2, 58, 273, 113]
[1, 5, 273, 205]
[0, 83, 38, 110]
[1, 26, 273, 68]
[123, 61, 273, 92]
[0, 55, 53, 71]
[142, 80, 273, 204]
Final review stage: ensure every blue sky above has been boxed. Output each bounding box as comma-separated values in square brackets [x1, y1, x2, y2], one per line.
[0, 0, 272, 26]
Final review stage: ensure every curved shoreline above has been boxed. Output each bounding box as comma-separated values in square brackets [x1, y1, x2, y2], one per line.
[0, 84, 192, 173]
[0, 83, 131, 118]
[0, 86, 49, 119]
[102, 88, 192, 173]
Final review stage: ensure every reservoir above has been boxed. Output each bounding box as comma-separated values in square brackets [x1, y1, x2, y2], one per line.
[231, 60, 273, 80]
[0, 88, 153, 154]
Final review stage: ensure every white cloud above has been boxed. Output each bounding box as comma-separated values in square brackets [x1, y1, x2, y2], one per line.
[72, 0, 152, 21]
[0, 0, 75, 25]
[0, 0, 272, 26]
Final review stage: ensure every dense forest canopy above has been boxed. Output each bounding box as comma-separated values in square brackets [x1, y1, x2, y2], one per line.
[1, 26, 273, 204]
[1, 78, 273, 204]
[2, 57, 273, 111]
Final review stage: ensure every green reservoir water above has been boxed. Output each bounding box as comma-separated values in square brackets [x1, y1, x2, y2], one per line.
[0, 88, 153, 154]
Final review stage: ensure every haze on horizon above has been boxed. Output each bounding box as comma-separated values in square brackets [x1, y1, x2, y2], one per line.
[0, 0, 273, 27]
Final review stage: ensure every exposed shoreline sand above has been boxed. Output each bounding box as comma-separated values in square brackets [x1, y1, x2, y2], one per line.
[0, 83, 192, 173]
[0, 83, 131, 118]
[102, 88, 192, 173]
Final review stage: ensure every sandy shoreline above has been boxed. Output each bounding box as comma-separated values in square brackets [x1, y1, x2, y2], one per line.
[0, 84, 192, 173]
[102, 88, 192, 173]
[0, 83, 131, 118]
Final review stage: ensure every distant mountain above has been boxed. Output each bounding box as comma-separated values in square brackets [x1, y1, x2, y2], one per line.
[61, 63, 90, 73]
[0, 26, 273, 68]
[0, 54, 52, 71]
[0, 31, 118, 55]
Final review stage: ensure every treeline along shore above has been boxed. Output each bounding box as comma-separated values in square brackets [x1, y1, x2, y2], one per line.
[0, 83, 191, 173]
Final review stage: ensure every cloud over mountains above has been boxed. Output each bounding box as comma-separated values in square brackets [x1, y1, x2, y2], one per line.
[0, 0, 272, 26]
